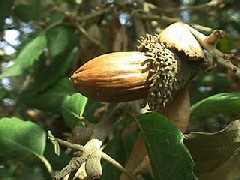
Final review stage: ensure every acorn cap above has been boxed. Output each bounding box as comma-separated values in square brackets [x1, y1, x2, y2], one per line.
[138, 34, 200, 109]
[158, 22, 204, 60]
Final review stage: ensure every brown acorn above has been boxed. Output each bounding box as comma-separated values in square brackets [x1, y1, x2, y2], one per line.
[71, 52, 150, 102]
[71, 22, 204, 109]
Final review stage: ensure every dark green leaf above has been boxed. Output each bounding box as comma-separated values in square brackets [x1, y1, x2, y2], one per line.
[102, 137, 126, 180]
[138, 112, 196, 180]
[0, 89, 8, 101]
[62, 0, 76, 4]
[0, 0, 15, 32]
[191, 93, 240, 121]
[0, 34, 47, 79]
[185, 120, 240, 175]
[44, 142, 71, 171]
[0, 117, 46, 161]
[34, 26, 78, 91]
[62, 93, 87, 128]
[21, 78, 76, 113]
[83, 99, 101, 123]
[46, 26, 76, 58]
[13, 0, 42, 22]
[48, 13, 64, 26]
[218, 36, 233, 53]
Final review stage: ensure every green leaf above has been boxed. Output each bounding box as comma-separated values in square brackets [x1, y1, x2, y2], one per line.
[46, 26, 76, 58]
[62, 0, 76, 4]
[44, 142, 71, 171]
[14, 4, 40, 22]
[21, 78, 76, 113]
[102, 137, 126, 180]
[185, 120, 240, 175]
[0, 34, 47, 79]
[34, 27, 78, 91]
[0, 89, 8, 101]
[62, 93, 87, 128]
[138, 112, 196, 180]
[0, 0, 15, 32]
[191, 93, 240, 121]
[83, 99, 101, 123]
[0, 117, 46, 161]
[13, 0, 42, 22]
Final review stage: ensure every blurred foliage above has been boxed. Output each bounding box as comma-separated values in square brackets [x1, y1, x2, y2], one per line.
[0, 0, 240, 179]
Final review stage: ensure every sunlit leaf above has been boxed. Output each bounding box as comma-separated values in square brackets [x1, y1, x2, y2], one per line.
[191, 93, 240, 121]
[62, 93, 87, 128]
[0, 34, 47, 79]
[0, 117, 46, 161]
[185, 120, 240, 175]
[138, 112, 197, 180]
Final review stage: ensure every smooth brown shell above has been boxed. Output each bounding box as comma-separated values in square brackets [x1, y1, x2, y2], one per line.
[158, 22, 204, 60]
[71, 52, 150, 102]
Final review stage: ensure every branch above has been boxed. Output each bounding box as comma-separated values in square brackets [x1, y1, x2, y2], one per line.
[187, 24, 240, 76]
[159, 0, 223, 13]
[75, 22, 106, 50]
[135, 14, 213, 33]
[49, 136, 136, 180]
[77, 7, 111, 22]
[101, 152, 136, 180]
[56, 137, 84, 151]
[37, 155, 54, 178]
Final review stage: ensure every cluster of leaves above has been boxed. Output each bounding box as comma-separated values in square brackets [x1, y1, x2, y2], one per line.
[0, 0, 240, 179]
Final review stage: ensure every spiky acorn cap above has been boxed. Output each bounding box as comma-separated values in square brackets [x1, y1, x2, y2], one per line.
[138, 34, 202, 109]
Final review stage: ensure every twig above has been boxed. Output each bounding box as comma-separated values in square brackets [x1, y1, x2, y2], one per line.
[52, 137, 137, 180]
[56, 138, 84, 151]
[159, 0, 223, 13]
[43, 21, 73, 32]
[187, 24, 240, 76]
[77, 7, 111, 22]
[135, 13, 213, 33]
[37, 155, 54, 178]
[101, 152, 136, 180]
[44, 7, 111, 33]
[136, 14, 180, 24]
[75, 22, 106, 50]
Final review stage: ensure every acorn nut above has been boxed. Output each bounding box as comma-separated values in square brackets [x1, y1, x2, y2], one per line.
[71, 52, 150, 102]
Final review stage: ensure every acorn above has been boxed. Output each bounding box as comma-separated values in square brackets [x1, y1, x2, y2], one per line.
[71, 22, 204, 109]
[71, 52, 150, 102]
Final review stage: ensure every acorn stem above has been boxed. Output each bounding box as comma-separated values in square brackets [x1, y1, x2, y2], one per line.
[155, 86, 190, 132]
